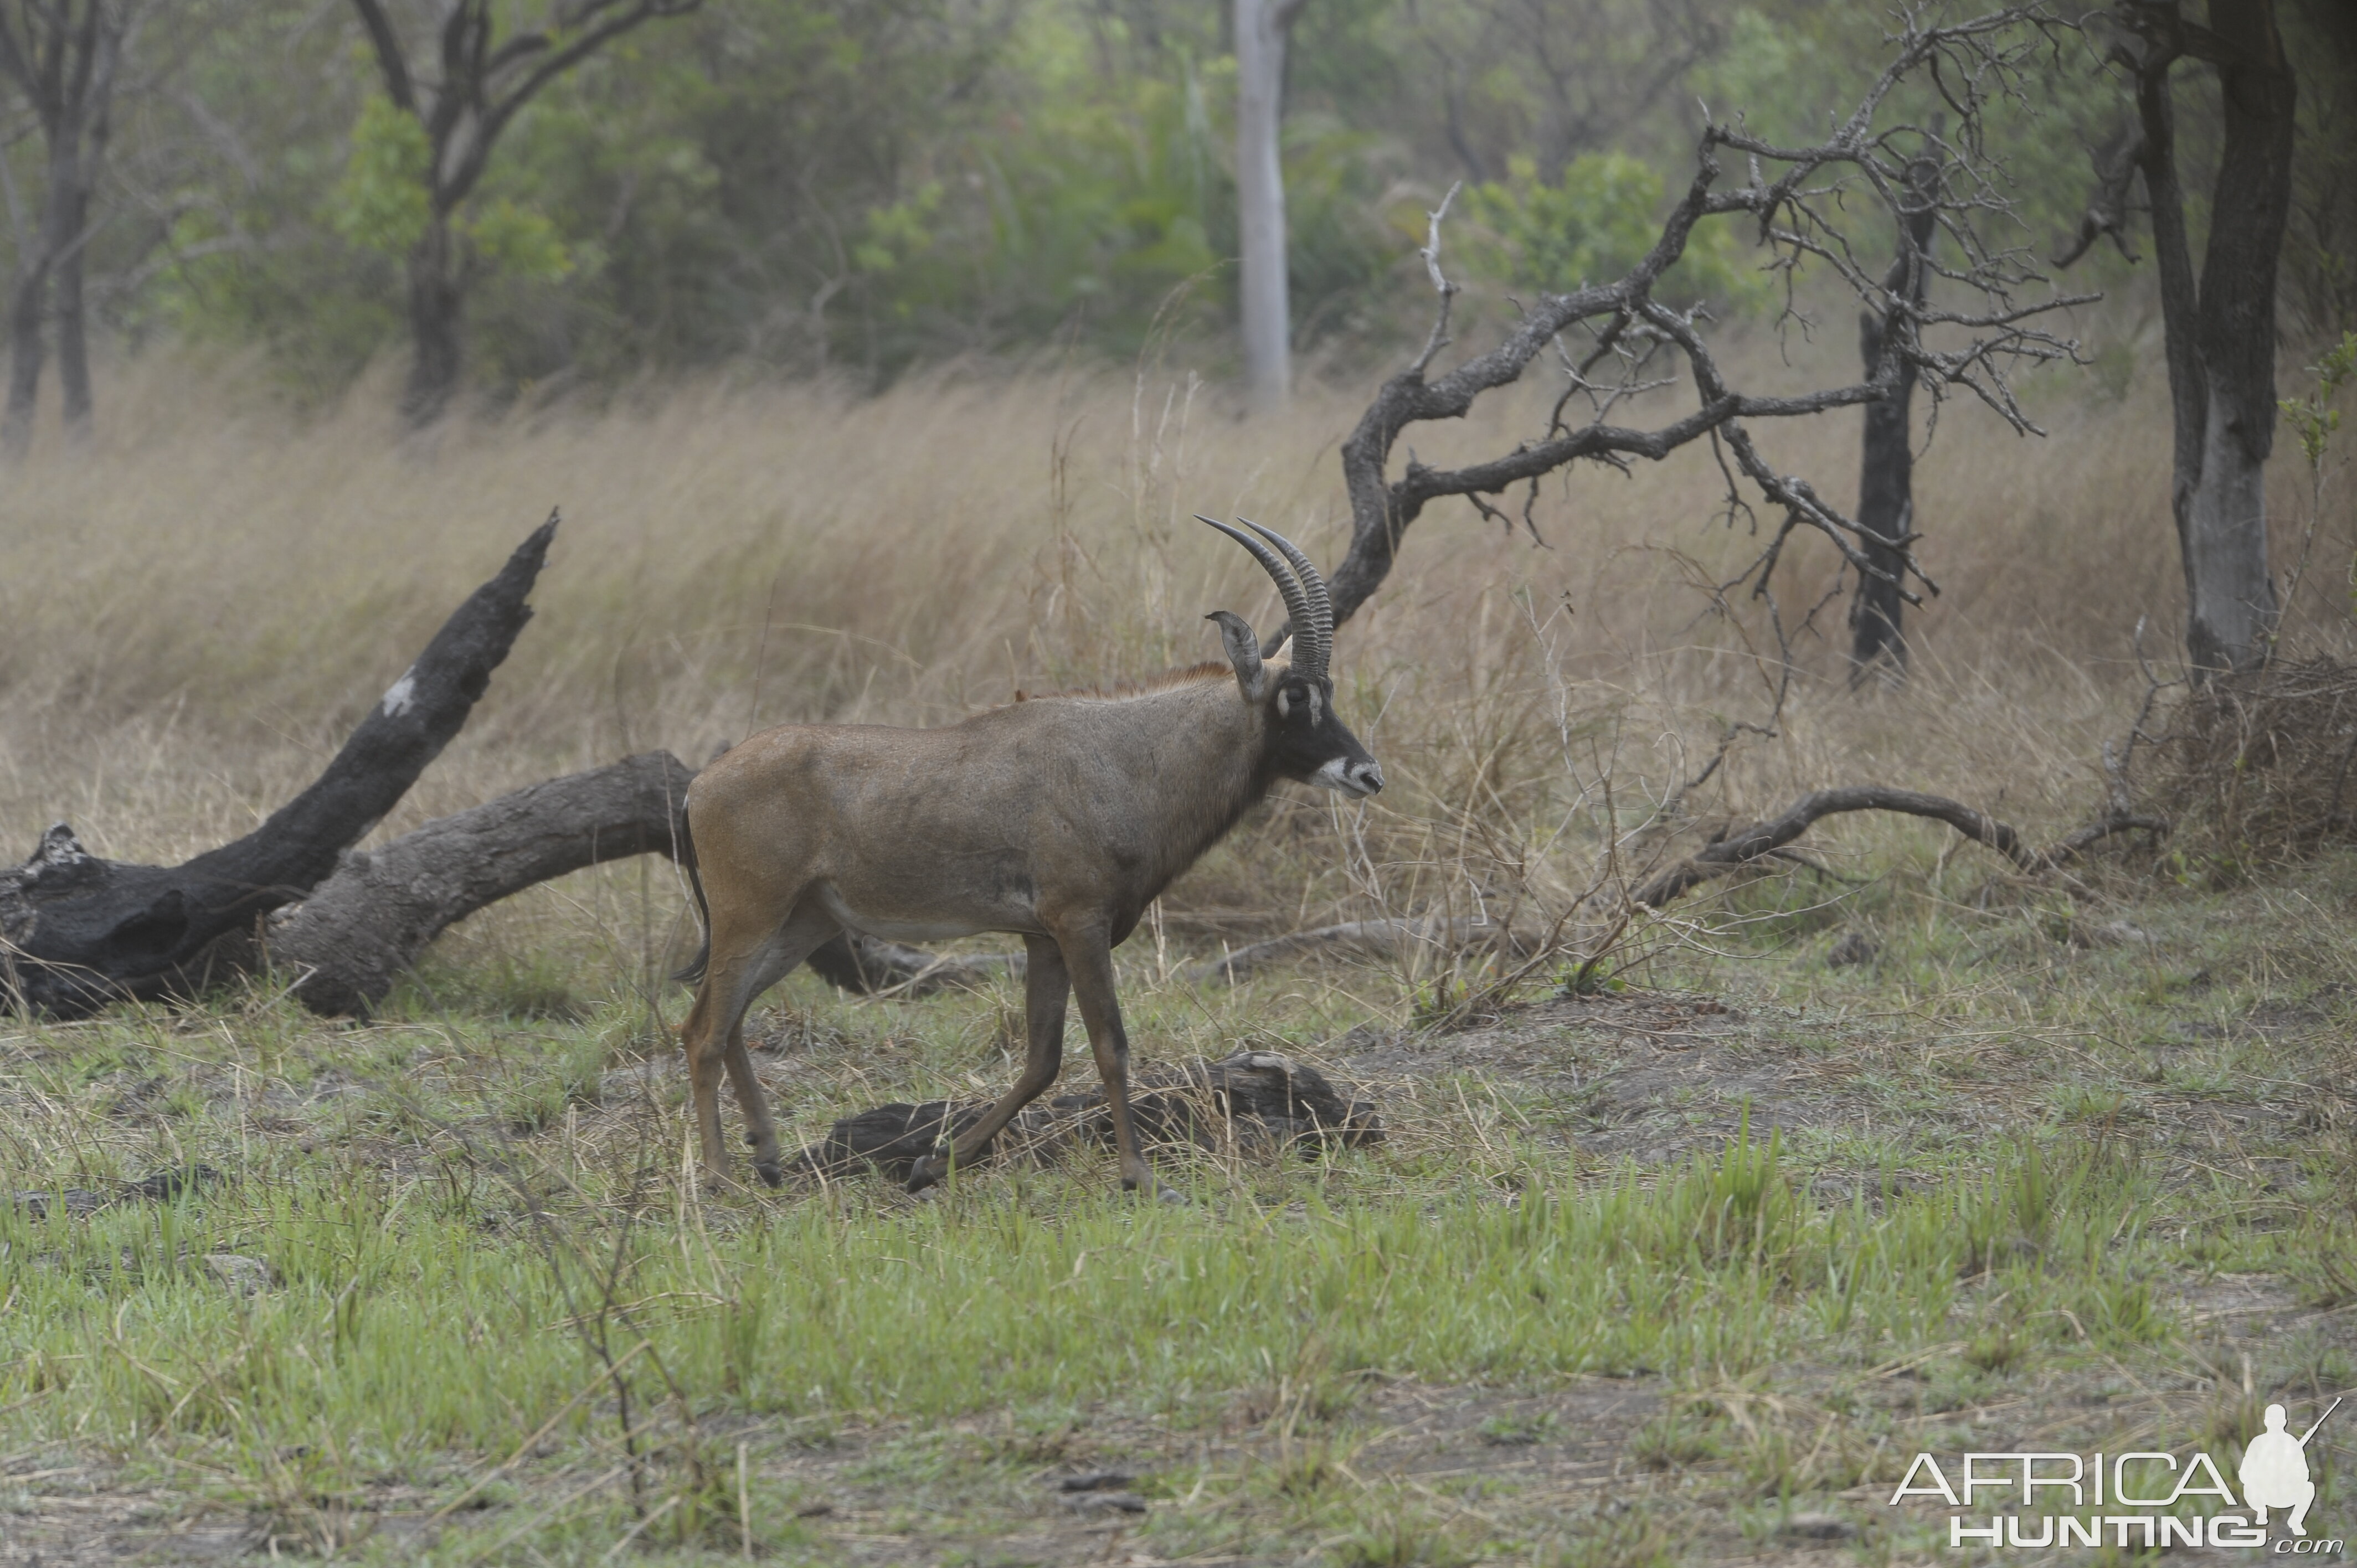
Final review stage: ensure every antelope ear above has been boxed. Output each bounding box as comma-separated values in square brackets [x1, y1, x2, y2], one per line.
[1205, 611, 1270, 702]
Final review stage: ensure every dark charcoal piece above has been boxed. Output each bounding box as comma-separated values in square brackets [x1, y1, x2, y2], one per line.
[121, 1164, 222, 1203]
[796, 1100, 997, 1181]
[791, 1051, 1381, 1182]
[8, 1188, 109, 1220]
[12, 1164, 222, 1219]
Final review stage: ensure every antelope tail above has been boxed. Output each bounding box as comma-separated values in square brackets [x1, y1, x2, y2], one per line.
[673, 806, 713, 986]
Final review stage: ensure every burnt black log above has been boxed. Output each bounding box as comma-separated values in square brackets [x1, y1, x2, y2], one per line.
[0, 515, 559, 1018]
[792, 1051, 1383, 1182]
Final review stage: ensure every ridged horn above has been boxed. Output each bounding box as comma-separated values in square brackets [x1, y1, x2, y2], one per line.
[1197, 515, 1316, 672]
[1239, 519, 1331, 682]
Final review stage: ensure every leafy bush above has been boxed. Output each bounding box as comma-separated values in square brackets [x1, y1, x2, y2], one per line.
[1461, 152, 1771, 313]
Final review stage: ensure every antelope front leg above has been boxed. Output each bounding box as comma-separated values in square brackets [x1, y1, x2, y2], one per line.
[1059, 926, 1181, 1202]
[909, 935, 1069, 1193]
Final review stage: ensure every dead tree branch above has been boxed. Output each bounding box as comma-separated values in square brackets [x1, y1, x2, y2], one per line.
[1632, 786, 2168, 908]
[1273, 5, 2088, 660]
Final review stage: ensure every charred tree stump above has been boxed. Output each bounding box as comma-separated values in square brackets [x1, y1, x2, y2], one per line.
[1, 515, 560, 1018]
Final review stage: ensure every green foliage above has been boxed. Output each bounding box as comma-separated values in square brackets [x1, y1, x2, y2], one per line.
[855, 181, 943, 276]
[1462, 152, 1769, 310]
[464, 197, 573, 284]
[110, 0, 2163, 399]
[2282, 329, 2357, 471]
[326, 95, 429, 257]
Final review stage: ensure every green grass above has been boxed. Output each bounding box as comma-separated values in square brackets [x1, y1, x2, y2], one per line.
[0, 851, 2352, 1561]
[8, 1124, 2182, 1455]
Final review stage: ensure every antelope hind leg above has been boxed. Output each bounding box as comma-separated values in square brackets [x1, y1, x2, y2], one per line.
[720, 906, 841, 1188]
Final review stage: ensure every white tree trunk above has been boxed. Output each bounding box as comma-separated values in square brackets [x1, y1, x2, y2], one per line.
[2179, 388, 2279, 670]
[1235, 0, 1303, 411]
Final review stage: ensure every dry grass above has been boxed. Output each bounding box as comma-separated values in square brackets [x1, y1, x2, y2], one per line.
[4, 334, 2357, 1561]
[2145, 654, 2357, 867]
[0, 324, 2349, 971]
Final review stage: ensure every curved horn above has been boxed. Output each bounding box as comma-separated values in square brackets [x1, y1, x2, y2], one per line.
[1196, 515, 1315, 669]
[1239, 520, 1332, 681]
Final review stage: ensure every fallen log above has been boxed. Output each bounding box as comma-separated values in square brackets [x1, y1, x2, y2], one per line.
[793, 1051, 1383, 1182]
[1, 516, 560, 1018]
[1632, 787, 2168, 909]
[266, 750, 701, 1015]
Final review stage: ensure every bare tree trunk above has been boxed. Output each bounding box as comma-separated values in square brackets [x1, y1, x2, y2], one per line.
[2107, 0, 2297, 678]
[55, 185, 91, 440]
[1, 253, 48, 457]
[0, 136, 81, 456]
[267, 750, 696, 1015]
[404, 213, 466, 424]
[351, 0, 698, 429]
[0, 0, 132, 455]
[2184, 0, 2296, 674]
[1848, 154, 1939, 680]
[1235, 0, 1305, 411]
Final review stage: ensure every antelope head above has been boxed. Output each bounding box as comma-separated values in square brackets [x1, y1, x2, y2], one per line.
[1199, 517, 1385, 799]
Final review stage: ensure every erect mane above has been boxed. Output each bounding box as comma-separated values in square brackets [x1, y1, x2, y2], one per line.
[1011, 660, 1237, 704]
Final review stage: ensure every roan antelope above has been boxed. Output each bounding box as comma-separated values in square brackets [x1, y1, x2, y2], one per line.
[675, 518, 1382, 1196]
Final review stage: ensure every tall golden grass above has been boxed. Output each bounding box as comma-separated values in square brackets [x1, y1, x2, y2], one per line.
[1, 327, 2348, 969]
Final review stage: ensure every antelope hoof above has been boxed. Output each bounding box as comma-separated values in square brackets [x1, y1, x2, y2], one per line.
[1123, 1175, 1187, 1205]
[906, 1154, 946, 1194]
[753, 1159, 784, 1189]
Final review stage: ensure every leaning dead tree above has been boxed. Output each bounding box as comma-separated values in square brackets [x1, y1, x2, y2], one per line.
[1256, 6, 2088, 665]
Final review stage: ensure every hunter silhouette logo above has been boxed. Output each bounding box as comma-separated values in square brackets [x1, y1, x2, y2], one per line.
[1887, 1395, 2344, 1551]
[2244, 1399, 2338, 1538]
